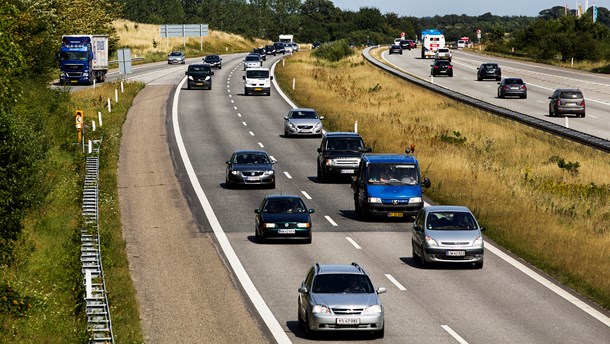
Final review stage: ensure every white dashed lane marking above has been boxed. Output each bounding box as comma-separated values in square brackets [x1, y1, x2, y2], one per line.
[249, 131, 255, 136]
[385, 274, 406, 291]
[324, 215, 338, 226]
[258, 142, 264, 148]
[301, 191, 312, 199]
[283, 171, 292, 179]
[345, 237, 361, 249]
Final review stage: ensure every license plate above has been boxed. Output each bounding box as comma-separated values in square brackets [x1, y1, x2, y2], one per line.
[567, 103, 575, 106]
[337, 318, 360, 325]
[446, 250, 465, 256]
[196, 83, 203, 86]
[388, 212, 403, 218]
[71, 80, 77, 83]
[255, 88, 262, 91]
[510, 87, 519, 90]
[278, 229, 295, 234]
[340, 169, 354, 174]
[245, 176, 261, 181]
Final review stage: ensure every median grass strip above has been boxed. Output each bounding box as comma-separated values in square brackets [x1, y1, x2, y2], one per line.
[275, 51, 610, 310]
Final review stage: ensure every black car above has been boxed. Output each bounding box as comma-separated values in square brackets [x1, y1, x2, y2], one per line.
[312, 41, 321, 49]
[431, 60, 453, 77]
[252, 48, 266, 61]
[225, 150, 276, 188]
[264, 44, 276, 56]
[477, 63, 501, 81]
[317, 132, 370, 182]
[399, 40, 411, 50]
[497, 78, 527, 99]
[185, 63, 213, 90]
[273, 42, 286, 54]
[388, 44, 402, 55]
[203, 54, 222, 69]
[254, 195, 314, 243]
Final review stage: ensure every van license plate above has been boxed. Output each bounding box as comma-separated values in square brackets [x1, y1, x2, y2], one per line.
[446, 251, 465, 256]
[255, 88, 262, 91]
[388, 212, 403, 217]
[196, 83, 203, 86]
[337, 318, 360, 325]
[340, 169, 354, 174]
[278, 229, 295, 234]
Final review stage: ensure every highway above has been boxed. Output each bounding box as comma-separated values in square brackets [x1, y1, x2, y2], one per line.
[106, 52, 610, 343]
[382, 48, 610, 141]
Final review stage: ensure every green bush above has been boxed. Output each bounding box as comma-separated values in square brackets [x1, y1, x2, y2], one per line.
[311, 40, 354, 62]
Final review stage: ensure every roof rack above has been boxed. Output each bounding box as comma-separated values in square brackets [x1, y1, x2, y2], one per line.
[350, 262, 364, 273]
[315, 263, 321, 273]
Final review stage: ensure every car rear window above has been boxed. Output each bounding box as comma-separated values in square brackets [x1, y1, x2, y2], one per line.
[482, 64, 498, 69]
[559, 91, 583, 98]
[505, 79, 523, 85]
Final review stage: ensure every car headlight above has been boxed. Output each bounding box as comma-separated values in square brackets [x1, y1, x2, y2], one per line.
[263, 171, 274, 175]
[368, 197, 382, 204]
[82, 72, 89, 77]
[264, 223, 276, 228]
[325, 159, 335, 166]
[315, 122, 323, 128]
[473, 235, 483, 247]
[409, 197, 422, 204]
[363, 305, 382, 314]
[188, 76, 194, 80]
[205, 76, 211, 81]
[425, 235, 438, 247]
[312, 305, 331, 314]
[231, 170, 240, 175]
[296, 223, 310, 228]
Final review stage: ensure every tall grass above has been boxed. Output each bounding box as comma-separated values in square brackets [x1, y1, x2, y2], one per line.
[275, 52, 610, 310]
[113, 19, 269, 61]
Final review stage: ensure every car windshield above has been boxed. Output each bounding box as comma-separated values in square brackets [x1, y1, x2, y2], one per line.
[263, 198, 306, 213]
[312, 274, 374, 294]
[188, 66, 211, 75]
[367, 164, 418, 185]
[246, 70, 269, 78]
[233, 153, 269, 165]
[60, 51, 88, 61]
[559, 91, 583, 98]
[205, 55, 219, 61]
[290, 110, 318, 119]
[170, 52, 183, 56]
[245, 56, 259, 62]
[326, 138, 364, 151]
[427, 212, 477, 230]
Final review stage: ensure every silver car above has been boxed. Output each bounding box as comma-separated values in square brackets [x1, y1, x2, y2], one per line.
[167, 51, 185, 64]
[243, 54, 263, 70]
[411, 205, 485, 269]
[283, 108, 324, 137]
[548, 88, 585, 117]
[298, 263, 386, 338]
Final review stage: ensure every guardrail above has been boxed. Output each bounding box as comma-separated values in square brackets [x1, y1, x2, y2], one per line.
[362, 47, 610, 153]
[81, 143, 115, 343]
[108, 57, 145, 65]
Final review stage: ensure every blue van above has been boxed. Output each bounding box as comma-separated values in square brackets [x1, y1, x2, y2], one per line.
[351, 149, 430, 219]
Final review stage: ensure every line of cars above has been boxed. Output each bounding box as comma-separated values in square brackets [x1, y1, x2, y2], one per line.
[428, 57, 586, 116]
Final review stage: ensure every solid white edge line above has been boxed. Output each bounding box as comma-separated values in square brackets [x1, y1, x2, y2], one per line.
[283, 171, 292, 179]
[271, 59, 297, 108]
[324, 215, 338, 227]
[441, 325, 469, 344]
[484, 243, 610, 327]
[345, 237, 361, 250]
[300, 191, 312, 200]
[172, 76, 291, 344]
[384, 274, 406, 291]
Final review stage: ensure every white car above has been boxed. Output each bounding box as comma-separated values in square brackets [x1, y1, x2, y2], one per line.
[434, 48, 452, 61]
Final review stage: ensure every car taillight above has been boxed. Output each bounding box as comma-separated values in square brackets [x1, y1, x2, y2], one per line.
[557, 99, 561, 106]
[434, 66, 439, 69]
[520, 85, 526, 90]
[581, 99, 585, 106]
[503, 86, 510, 90]
[447, 66, 452, 69]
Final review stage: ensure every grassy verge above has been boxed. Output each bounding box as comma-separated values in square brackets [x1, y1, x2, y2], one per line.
[0, 81, 145, 343]
[275, 51, 610, 310]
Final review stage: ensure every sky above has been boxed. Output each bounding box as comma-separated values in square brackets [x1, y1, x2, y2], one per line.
[330, 1, 588, 17]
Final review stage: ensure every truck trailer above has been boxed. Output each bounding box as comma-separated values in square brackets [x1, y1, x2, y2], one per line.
[421, 29, 445, 59]
[59, 35, 108, 85]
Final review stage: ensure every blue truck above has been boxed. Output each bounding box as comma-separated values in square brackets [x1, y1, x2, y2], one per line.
[59, 35, 108, 85]
[352, 148, 431, 219]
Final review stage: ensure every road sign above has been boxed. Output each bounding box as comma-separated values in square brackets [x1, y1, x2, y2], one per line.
[476, 29, 481, 34]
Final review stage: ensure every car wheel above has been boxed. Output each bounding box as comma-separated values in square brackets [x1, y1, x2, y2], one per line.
[449, 73, 453, 77]
[269, 181, 276, 189]
[477, 75, 482, 81]
[305, 236, 312, 244]
[354, 195, 362, 215]
[521, 94, 527, 99]
[298, 306, 306, 329]
[419, 247, 427, 268]
[549, 106, 555, 117]
[474, 261, 484, 269]
[244, 89, 248, 96]
[498, 90, 503, 98]
[317, 165, 324, 183]
[266, 91, 271, 96]
[412, 241, 419, 259]
[187, 84, 191, 90]
[255, 228, 260, 241]
[376, 326, 385, 339]
[580, 113, 586, 118]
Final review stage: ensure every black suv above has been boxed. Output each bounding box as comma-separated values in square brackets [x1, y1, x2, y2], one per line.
[317, 132, 370, 182]
[477, 63, 501, 81]
[264, 44, 276, 56]
[273, 42, 286, 54]
[203, 54, 222, 69]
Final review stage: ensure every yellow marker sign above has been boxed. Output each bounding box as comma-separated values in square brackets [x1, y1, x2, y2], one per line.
[75, 110, 83, 129]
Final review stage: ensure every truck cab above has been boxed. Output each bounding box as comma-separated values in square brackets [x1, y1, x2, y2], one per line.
[352, 148, 430, 219]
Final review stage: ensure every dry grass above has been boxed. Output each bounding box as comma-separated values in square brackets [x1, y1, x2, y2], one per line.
[113, 19, 269, 59]
[275, 51, 610, 309]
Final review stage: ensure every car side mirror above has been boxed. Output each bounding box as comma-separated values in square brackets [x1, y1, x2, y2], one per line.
[271, 157, 277, 164]
[185, 71, 188, 75]
[317, 148, 323, 153]
[548, 96, 552, 99]
[225, 160, 231, 165]
[211, 71, 214, 75]
[271, 76, 274, 80]
[298, 286, 308, 294]
[480, 226, 486, 232]
[242, 76, 245, 80]
[319, 116, 325, 120]
[422, 177, 431, 188]
[412, 223, 422, 232]
[254, 209, 260, 214]
[308, 209, 315, 214]
[377, 287, 387, 295]
[497, 82, 501, 85]
[361, 147, 372, 153]
[283, 116, 288, 120]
